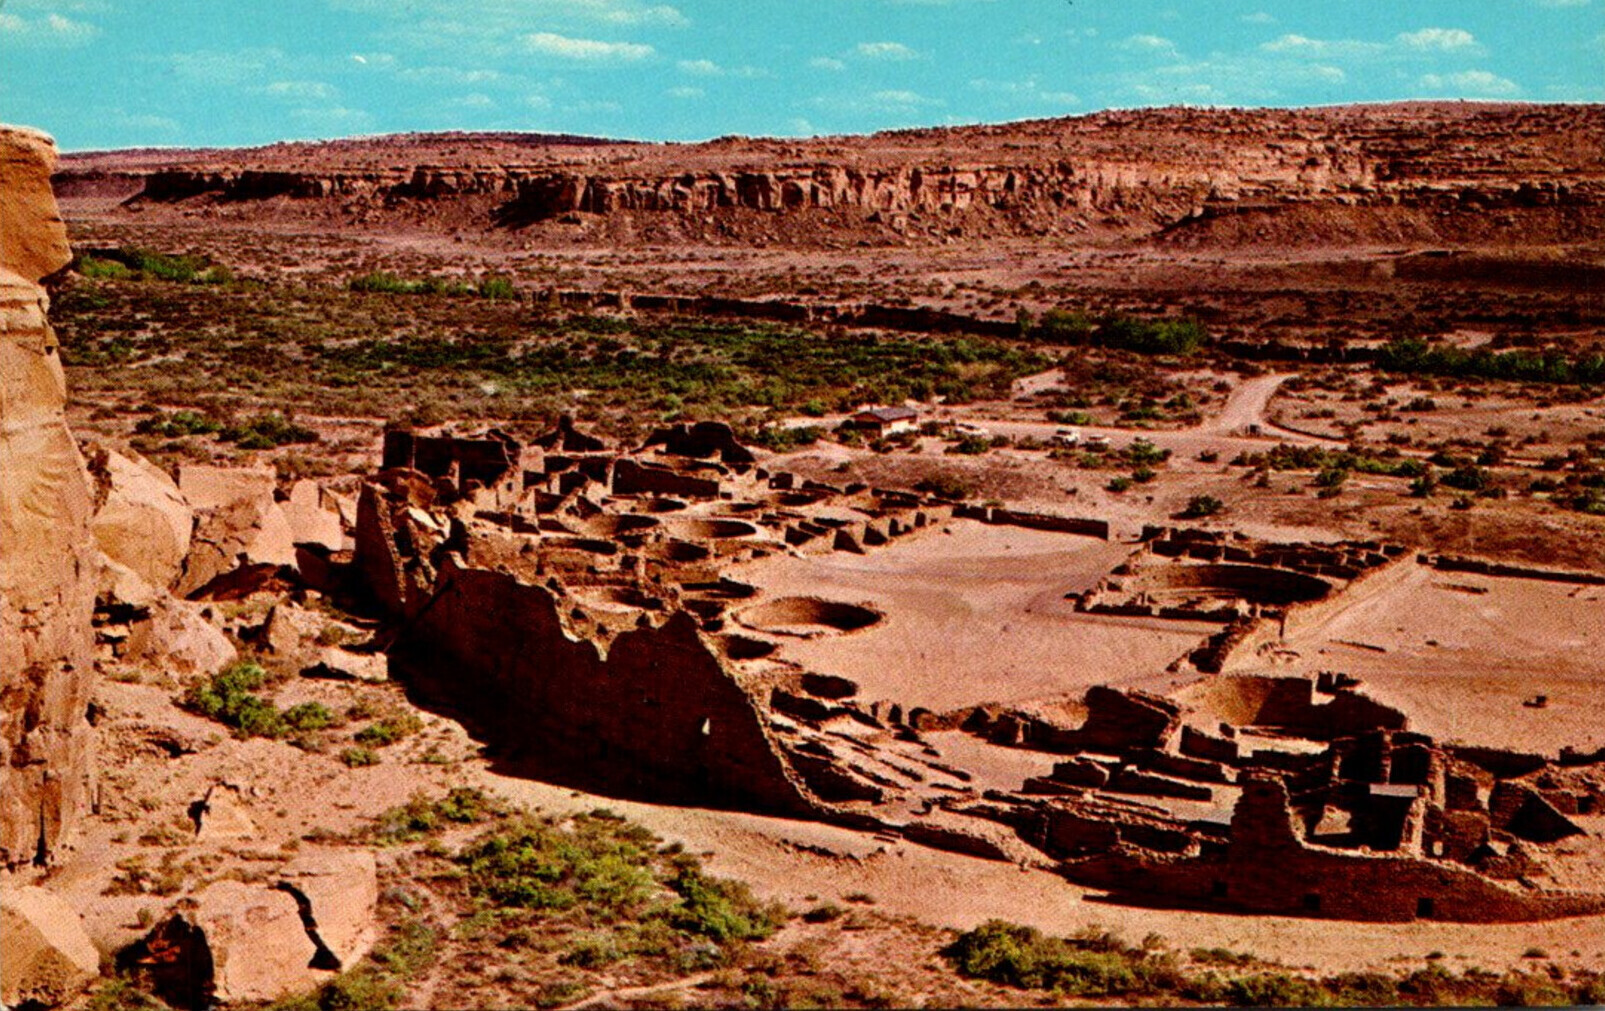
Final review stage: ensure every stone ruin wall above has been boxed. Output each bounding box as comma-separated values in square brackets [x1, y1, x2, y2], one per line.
[1062, 776, 1605, 924]
[388, 557, 819, 815]
[0, 125, 98, 867]
[338, 426, 1605, 924]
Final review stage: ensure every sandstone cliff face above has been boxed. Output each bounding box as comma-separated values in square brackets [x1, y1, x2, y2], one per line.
[61, 104, 1605, 247]
[0, 125, 97, 867]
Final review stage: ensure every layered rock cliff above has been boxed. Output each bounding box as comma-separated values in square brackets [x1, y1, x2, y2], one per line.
[54, 103, 1605, 248]
[0, 126, 97, 867]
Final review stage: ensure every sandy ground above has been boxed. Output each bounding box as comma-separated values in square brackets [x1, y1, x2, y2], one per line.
[731, 522, 1205, 712]
[1258, 564, 1605, 754]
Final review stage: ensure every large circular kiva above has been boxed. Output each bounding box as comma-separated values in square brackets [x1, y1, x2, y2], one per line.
[734, 596, 885, 638]
[668, 517, 759, 540]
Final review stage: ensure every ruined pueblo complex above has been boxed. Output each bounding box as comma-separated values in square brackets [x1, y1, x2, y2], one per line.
[3, 98, 1605, 1009]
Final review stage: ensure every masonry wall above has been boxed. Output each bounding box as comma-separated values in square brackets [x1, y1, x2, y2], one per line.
[1063, 777, 1605, 923]
[1217, 552, 1417, 672]
[388, 558, 816, 815]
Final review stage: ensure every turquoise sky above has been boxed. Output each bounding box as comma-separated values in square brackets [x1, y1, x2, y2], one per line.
[2, 0, 1600, 151]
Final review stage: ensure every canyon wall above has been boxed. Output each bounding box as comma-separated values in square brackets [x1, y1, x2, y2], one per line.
[0, 126, 97, 866]
[56, 104, 1605, 247]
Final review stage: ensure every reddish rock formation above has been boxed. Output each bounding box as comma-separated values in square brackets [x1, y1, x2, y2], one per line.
[54, 104, 1605, 249]
[0, 125, 97, 867]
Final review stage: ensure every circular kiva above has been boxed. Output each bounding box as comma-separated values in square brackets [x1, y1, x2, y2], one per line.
[585, 514, 662, 537]
[1142, 563, 1331, 606]
[734, 596, 885, 638]
[570, 585, 664, 613]
[667, 517, 759, 540]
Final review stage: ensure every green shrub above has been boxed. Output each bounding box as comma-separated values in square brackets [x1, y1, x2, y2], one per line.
[220, 412, 318, 448]
[355, 713, 424, 747]
[340, 747, 379, 768]
[914, 474, 972, 500]
[372, 919, 438, 977]
[1378, 336, 1605, 387]
[183, 662, 286, 738]
[667, 869, 785, 942]
[948, 435, 991, 455]
[1223, 972, 1322, 1007]
[282, 702, 335, 731]
[78, 255, 132, 280]
[1179, 494, 1224, 518]
[134, 410, 221, 438]
[1441, 464, 1490, 492]
[477, 275, 517, 300]
[943, 921, 1144, 996]
[751, 424, 821, 452]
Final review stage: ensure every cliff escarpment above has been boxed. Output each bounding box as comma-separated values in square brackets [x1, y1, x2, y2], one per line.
[54, 103, 1605, 248]
[0, 125, 97, 867]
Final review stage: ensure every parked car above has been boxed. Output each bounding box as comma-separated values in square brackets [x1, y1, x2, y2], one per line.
[1083, 434, 1111, 451]
[1051, 427, 1081, 447]
[953, 422, 989, 437]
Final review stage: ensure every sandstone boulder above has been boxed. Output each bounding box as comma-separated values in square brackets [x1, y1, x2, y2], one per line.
[0, 884, 100, 1008]
[0, 124, 97, 866]
[122, 598, 236, 677]
[89, 447, 193, 594]
[191, 782, 257, 843]
[303, 646, 389, 683]
[277, 850, 379, 969]
[175, 466, 296, 597]
[177, 464, 274, 511]
[138, 880, 319, 1007]
[284, 479, 344, 551]
[260, 601, 325, 663]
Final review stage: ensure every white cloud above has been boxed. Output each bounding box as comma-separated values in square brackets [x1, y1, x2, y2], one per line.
[1242, 11, 1275, 24]
[871, 89, 935, 106]
[1419, 69, 1520, 96]
[265, 80, 337, 100]
[523, 32, 654, 61]
[0, 11, 100, 45]
[855, 41, 918, 60]
[112, 112, 181, 136]
[1396, 27, 1480, 52]
[591, 2, 687, 26]
[171, 48, 288, 86]
[969, 77, 1079, 106]
[809, 56, 847, 71]
[334, 0, 685, 27]
[677, 58, 721, 75]
[1120, 33, 1179, 55]
[1260, 34, 1386, 58]
[397, 66, 505, 85]
[666, 85, 704, 99]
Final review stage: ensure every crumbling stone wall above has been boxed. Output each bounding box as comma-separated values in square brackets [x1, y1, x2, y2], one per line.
[389, 558, 817, 815]
[1063, 773, 1605, 923]
[0, 125, 97, 866]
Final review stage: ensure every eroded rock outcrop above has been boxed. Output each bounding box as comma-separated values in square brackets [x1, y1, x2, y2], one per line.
[89, 446, 193, 600]
[0, 884, 100, 1008]
[0, 125, 97, 867]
